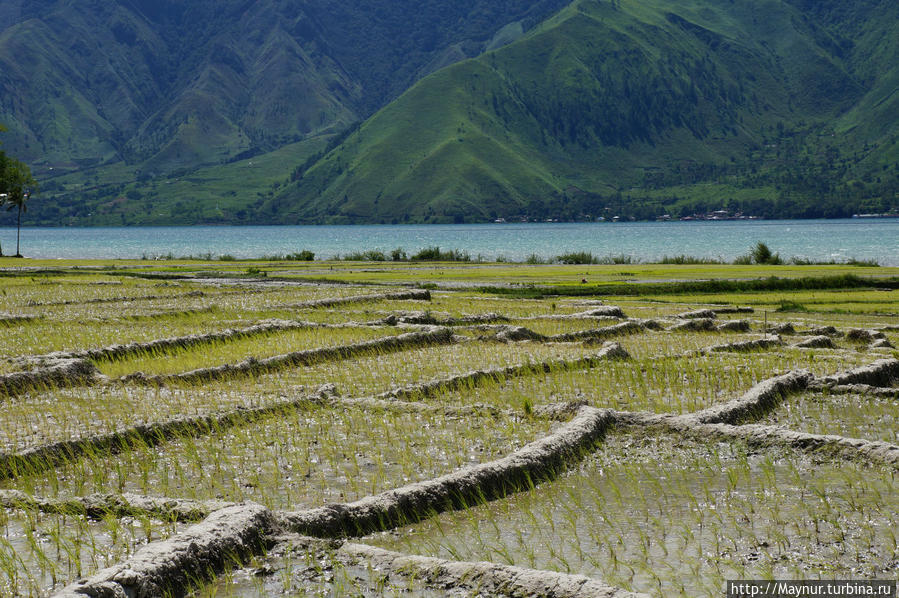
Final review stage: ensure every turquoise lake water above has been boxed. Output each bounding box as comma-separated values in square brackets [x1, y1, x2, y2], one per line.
[1, 219, 897, 265]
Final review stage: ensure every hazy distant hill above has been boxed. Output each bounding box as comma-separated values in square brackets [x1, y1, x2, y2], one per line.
[1, 0, 896, 225]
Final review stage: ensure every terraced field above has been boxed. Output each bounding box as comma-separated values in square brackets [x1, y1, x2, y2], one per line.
[0, 262, 896, 597]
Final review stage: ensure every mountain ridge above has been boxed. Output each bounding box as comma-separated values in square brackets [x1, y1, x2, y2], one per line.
[1, 0, 568, 175]
[267, 0, 897, 224]
[1, 0, 896, 225]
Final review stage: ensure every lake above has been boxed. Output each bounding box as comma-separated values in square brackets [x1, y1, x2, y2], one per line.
[1, 219, 897, 265]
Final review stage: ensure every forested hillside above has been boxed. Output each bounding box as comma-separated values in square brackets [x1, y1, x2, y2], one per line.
[0, 0, 566, 222]
[1, 0, 896, 225]
[270, 0, 898, 223]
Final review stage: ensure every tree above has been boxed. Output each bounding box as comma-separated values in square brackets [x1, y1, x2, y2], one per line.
[0, 125, 37, 257]
[750, 242, 782, 265]
[4, 163, 36, 257]
[0, 126, 5, 256]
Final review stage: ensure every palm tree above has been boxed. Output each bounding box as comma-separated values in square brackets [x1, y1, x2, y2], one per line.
[0, 161, 7, 257]
[0, 127, 8, 256]
[2, 158, 36, 257]
[0, 191, 5, 257]
[0, 126, 36, 257]
[6, 189, 30, 258]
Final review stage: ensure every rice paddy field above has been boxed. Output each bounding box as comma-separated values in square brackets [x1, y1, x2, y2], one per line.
[0, 258, 897, 597]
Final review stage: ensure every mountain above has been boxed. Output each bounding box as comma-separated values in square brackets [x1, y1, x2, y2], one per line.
[1, 0, 896, 225]
[0, 0, 567, 174]
[269, 0, 898, 223]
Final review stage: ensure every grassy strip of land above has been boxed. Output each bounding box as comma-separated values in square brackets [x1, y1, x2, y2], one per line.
[477, 274, 899, 299]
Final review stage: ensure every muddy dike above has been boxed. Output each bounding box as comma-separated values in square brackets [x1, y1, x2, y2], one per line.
[0, 385, 335, 480]
[122, 327, 456, 385]
[0, 313, 38, 325]
[793, 335, 837, 348]
[54, 503, 645, 598]
[826, 383, 899, 397]
[657, 420, 899, 467]
[673, 307, 754, 319]
[379, 341, 629, 400]
[819, 358, 899, 388]
[55, 503, 275, 598]
[275, 288, 431, 310]
[339, 542, 649, 598]
[675, 309, 717, 320]
[615, 364, 899, 467]
[521, 306, 626, 320]
[467, 318, 664, 344]
[706, 336, 784, 352]
[279, 406, 616, 537]
[548, 320, 654, 342]
[691, 370, 813, 424]
[37, 318, 326, 363]
[0, 489, 229, 522]
[378, 310, 509, 326]
[0, 358, 98, 399]
[29, 289, 206, 308]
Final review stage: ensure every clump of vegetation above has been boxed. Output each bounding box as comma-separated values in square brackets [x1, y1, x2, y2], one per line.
[750, 242, 783, 265]
[660, 255, 724, 265]
[790, 256, 880, 267]
[776, 301, 808, 312]
[342, 250, 388, 261]
[599, 254, 636, 265]
[555, 252, 636, 265]
[258, 250, 316, 261]
[391, 247, 407, 261]
[733, 242, 782, 265]
[410, 247, 471, 262]
[284, 250, 315, 261]
[556, 251, 597, 264]
[845, 258, 880, 267]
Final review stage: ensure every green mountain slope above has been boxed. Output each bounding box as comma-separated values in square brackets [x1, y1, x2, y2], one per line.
[2, 0, 896, 225]
[270, 0, 897, 223]
[1, 0, 574, 225]
[0, 0, 568, 177]
[0, 1, 362, 176]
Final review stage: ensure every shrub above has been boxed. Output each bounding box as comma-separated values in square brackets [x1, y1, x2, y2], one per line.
[789, 256, 878, 267]
[556, 251, 597, 264]
[750, 242, 782, 265]
[286, 250, 315, 261]
[846, 258, 879, 267]
[343, 250, 387, 261]
[410, 247, 470, 262]
[596, 253, 636, 265]
[776, 301, 807, 312]
[660, 254, 723, 265]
